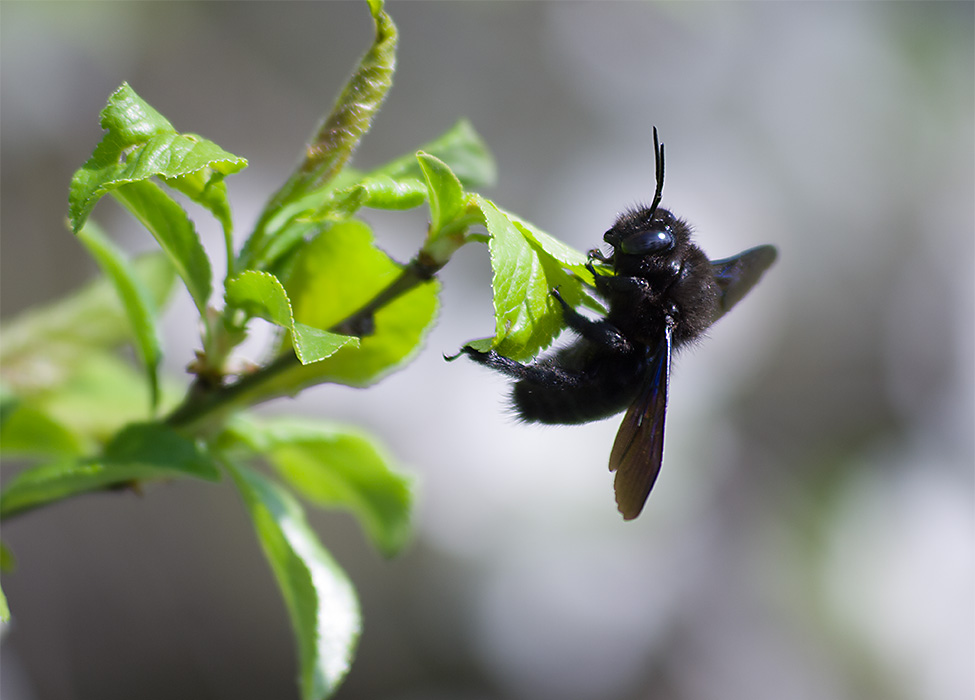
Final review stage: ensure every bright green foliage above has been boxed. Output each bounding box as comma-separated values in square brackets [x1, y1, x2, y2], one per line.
[228, 416, 412, 557]
[0, 0, 599, 697]
[278, 220, 440, 389]
[67, 82, 246, 234]
[419, 153, 464, 228]
[225, 271, 359, 365]
[228, 462, 361, 700]
[462, 196, 592, 361]
[108, 180, 213, 315]
[67, 81, 246, 313]
[77, 222, 164, 409]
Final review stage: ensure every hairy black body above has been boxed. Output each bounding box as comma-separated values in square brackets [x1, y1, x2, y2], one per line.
[458, 130, 777, 519]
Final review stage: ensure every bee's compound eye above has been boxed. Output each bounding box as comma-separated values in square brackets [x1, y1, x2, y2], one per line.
[620, 228, 673, 255]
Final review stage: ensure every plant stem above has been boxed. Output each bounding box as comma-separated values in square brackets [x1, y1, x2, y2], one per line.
[165, 253, 443, 432]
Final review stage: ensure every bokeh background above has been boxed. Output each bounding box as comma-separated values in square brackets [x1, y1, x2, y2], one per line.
[1, 2, 972, 700]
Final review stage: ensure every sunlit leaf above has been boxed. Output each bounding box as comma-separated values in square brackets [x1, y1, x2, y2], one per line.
[227, 461, 360, 700]
[418, 152, 464, 235]
[0, 579, 8, 623]
[229, 416, 412, 557]
[109, 180, 212, 315]
[76, 221, 163, 408]
[225, 271, 357, 365]
[68, 82, 246, 233]
[371, 119, 495, 189]
[273, 220, 439, 390]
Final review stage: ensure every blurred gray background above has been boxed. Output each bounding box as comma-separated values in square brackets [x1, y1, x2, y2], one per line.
[1, 2, 972, 700]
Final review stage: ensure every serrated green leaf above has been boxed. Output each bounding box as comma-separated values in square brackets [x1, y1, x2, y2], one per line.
[274, 220, 439, 390]
[0, 253, 175, 396]
[465, 196, 593, 361]
[0, 423, 220, 518]
[68, 82, 246, 233]
[76, 221, 163, 409]
[228, 416, 412, 557]
[507, 212, 591, 271]
[227, 461, 360, 700]
[109, 180, 212, 315]
[225, 271, 358, 365]
[470, 196, 560, 360]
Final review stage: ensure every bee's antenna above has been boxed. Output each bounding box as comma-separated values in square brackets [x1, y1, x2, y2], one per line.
[647, 126, 665, 218]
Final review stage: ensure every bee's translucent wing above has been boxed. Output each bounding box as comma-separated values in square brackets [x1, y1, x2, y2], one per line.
[710, 244, 777, 319]
[609, 322, 672, 520]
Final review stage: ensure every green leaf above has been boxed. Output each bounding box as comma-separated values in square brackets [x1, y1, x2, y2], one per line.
[274, 220, 439, 390]
[109, 180, 212, 315]
[470, 195, 587, 361]
[371, 119, 496, 189]
[328, 176, 428, 215]
[68, 82, 246, 233]
[0, 253, 175, 396]
[456, 197, 595, 361]
[36, 353, 174, 444]
[66, 81, 247, 312]
[227, 461, 360, 700]
[506, 210, 592, 273]
[0, 543, 14, 572]
[0, 542, 11, 622]
[229, 416, 412, 557]
[0, 398, 88, 458]
[417, 153, 464, 235]
[0, 579, 8, 623]
[315, 120, 495, 222]
[162, 166, 236, 237]
[247, 118, 494, 271]
[76, 221, 163, 409]
[225, 271, 358, 365]
[0, 423, 220, 518]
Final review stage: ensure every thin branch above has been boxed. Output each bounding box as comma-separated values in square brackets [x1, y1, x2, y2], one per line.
[165, 252, 443, 431]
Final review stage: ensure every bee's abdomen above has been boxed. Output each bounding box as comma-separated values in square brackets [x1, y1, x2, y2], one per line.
[511, 359, 643, 425]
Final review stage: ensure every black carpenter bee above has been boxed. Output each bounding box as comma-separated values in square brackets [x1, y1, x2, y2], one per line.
[457, 129, 777, 519]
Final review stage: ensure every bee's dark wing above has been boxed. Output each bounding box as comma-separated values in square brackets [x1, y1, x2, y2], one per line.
[710, 244, 778, 320]
[609, 322, 672, 520]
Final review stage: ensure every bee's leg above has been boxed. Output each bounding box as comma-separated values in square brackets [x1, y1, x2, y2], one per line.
[550, 288, 633, 354]
[457, 345, 589, 387]
[592, 273, 651, 299]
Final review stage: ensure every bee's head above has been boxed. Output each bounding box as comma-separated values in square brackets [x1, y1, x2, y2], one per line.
[596, 126, 689, 277]
[604, 207, 677, 255]
[603, 205, 691, 279]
